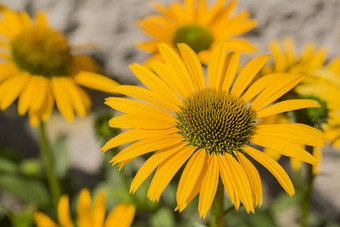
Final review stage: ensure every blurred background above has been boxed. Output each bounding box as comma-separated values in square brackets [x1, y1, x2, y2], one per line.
[0, 0, 340, 226]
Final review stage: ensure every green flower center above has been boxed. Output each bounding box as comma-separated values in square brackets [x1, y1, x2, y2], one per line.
[10, 26, 72, 78]
[175, 88, 256, 155]
[173, 25, 213, 53]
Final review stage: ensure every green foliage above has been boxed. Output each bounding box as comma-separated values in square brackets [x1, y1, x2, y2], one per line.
[0, 175, 50, 207]
[150, 208, 176, 227]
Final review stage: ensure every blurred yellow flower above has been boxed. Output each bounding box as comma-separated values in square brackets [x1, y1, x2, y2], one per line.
[262, 38, 340, 171]
[262, 37, 327, 75]
[0, 9, 119, 126]
[34, 189, 136, 227]
[136, 0, 257, 65]
[102, 42, 325, 217]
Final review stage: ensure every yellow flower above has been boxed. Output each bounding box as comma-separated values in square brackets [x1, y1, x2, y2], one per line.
[0, 9, 119, 126]
[136, 0, 257, 65]
[262, 37, 327, 75]
[102, 43, 326, 217]
[296, 57, 340, 152]
[34, 188, 136, 227]
[261, 37, 330, 173]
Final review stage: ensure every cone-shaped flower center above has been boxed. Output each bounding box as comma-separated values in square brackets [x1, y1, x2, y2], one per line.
[173, 25, 213, 53]
[175, 88, 256, 155]
[10, 26, 72, 78]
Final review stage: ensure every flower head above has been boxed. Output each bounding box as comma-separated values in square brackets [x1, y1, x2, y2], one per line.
[262, 37, 328, 75]
[34, 188, 136, 227]
[0, 9, 119, 126]
[102, 43, 326, 217]
[137, 0, 257, 65]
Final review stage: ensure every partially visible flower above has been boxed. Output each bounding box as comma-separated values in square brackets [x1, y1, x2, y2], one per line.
[34, 188, 136, 227]
[0, 8, 118, 126]
[260, 38, 335, 171]
[102, 42, 325, 217]
[136, 0, 257, 65]
[262, 37, 327, 76]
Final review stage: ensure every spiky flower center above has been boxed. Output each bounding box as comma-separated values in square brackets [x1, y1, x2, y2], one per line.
[173, 25, 213, 53]
[10, 26, 72, 78]
[175, 88, 256, 155]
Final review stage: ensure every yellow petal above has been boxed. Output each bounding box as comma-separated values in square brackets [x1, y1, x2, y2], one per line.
[129, 63, 182, 107]
[111, 85, 179, 112]
[108, 113, 174, 129]
[177, 149, 207, 209]
[255, 124, 326, 147]
[224, 154, 254, 213]
[221, 52, 240, 91]
[74, 71, 119, 94]
[257, 99, 321, 118]
[198, 154, 219, 218]
[231, 55, 271, 96]
[159, 43, 196, 95]
[77, 189, 92, 227]
[51, 77, 74, 122]
[0, 74, 28, 110]
[101, 128, 177, 152]
[58, 195, 74, 227]
[104, 204, 136, 227]
[92, 191, 106, 227]
[35, 11, 49, 27]
[251, 73, 304, 111]
[177, 43, 206, 89]
[237, 153, 263, 206]
[217, 154, 240, 209]
[252, 134, 317, 165]
[244, 145, 295, 197]
[111, 134, 183, 165]
[34, 212, 59, 227]
[147, 145, 194, 202]
[207, 42, 228, 88]
[130, 143, 185, 194]
[105, 97, 174, 118]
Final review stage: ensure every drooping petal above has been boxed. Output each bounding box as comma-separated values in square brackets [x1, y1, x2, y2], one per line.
[130, 143, 186, 194]
[198, 154, 219, 218]
[77, 189, 92, 227]
[177, 149, 207, 209]
[244, 145, 295, 196]
[74, 71, 119, 94]
[147, 145, 195, 202]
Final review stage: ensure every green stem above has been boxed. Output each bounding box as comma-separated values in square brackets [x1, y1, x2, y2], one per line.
[301, 146, 315, 227]
[210, 180, 224, 227]
[38, 122, 61, 209]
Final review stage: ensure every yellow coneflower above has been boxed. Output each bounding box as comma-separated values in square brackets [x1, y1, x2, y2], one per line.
[261, 38, 336, 172]
[34, 188, 136, 227]
[136, 0, 257, 65]
[296, 56, 340, 153]
[0, 9, 118, 126]
[262, 37, 327, 76]
[102, 42, 326, 217]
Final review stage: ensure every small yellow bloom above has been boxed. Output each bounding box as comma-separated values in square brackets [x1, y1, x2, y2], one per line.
[102, 43, 326, 217]
[0, 8, 119, 126]
[136, 0, 257, 65]
[34, 189, 136, 227]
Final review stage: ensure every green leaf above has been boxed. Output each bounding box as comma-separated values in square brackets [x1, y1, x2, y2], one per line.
[0, 158, 18, 174]
[150, 208, 176, 227]
[19, 159, 43, 178]
[0, 174, 50, 207]
[12, 211, 34, 227]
